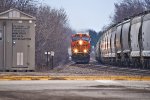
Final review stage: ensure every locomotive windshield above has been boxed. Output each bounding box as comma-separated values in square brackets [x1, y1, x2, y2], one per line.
[82, 36, 90, 41]
[72, 36, 80, 41]
[72, 34, 90, 41]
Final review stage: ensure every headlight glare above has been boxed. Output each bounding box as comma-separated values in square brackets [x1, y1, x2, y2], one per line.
[79, 40, 83, 45]
[83, 49, 87, 53]
[73, 49, 78, 53]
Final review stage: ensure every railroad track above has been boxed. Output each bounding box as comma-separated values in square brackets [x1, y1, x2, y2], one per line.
[70, 61, 150, 76]
[0, 61, 149, 77]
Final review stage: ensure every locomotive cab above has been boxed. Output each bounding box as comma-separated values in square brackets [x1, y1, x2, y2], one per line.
[71, 33, 91, 63]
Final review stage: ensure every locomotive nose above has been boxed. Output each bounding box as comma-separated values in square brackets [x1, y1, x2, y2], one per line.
[79, 40, 83, 45]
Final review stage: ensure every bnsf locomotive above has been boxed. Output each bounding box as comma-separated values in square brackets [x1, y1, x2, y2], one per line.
[71, 33, 91, 63]
[95, 11, 150, 69]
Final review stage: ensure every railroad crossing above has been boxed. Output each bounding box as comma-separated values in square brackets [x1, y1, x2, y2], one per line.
[0, 80, 150, 100]
[0, 6, 150, 100]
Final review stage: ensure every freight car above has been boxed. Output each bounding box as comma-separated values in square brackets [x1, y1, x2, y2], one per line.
[71, 33, 91, 63]
[95, 11, 150, 69]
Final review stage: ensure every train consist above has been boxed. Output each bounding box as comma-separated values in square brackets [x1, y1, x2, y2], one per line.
[95, 11, 150, 69]
[71, 33, 91, 63]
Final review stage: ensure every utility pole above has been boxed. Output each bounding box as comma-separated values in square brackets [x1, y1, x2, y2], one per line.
[50, 51, 55, 69]
[45, 51, 50, 67]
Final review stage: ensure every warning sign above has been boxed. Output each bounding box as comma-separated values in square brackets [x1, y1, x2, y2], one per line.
[12, 24, 31, 40]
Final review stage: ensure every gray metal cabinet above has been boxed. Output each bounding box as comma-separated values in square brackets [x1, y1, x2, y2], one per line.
[0, 9, 35, 71]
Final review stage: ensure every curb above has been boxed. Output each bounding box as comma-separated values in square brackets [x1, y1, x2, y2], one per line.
[0, 76, 150, 81]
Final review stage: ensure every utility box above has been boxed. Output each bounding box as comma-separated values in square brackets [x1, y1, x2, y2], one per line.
[0, 9, 36, 71]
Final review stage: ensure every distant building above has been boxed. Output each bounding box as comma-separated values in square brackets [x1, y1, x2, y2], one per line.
[0, 9, 36, 71]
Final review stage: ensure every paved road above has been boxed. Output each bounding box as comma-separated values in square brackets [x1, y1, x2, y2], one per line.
[0, 80, 150, 100]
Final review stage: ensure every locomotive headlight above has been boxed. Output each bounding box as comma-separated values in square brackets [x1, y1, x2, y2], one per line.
[73, 49, 78, 53]
[79, 40, 83, 45]
[83, 49, 88, 53]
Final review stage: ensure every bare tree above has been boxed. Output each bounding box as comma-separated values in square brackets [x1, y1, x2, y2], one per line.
[35, 6, 72, 69]
[112, 0, 145, 23]
[145, 0, 150, 9]
[0, 0, 38, 15]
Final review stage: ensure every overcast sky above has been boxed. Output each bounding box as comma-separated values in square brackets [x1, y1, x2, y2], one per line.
[42, 0, 118, 32]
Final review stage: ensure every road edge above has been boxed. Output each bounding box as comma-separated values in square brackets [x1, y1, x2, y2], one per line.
[0, 76, 150, 81]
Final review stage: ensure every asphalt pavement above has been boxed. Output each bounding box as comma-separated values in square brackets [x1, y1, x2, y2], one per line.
[0, 80, 150, 100]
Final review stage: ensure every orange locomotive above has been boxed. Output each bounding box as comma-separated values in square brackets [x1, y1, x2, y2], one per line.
[71, 33, 91, 63]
